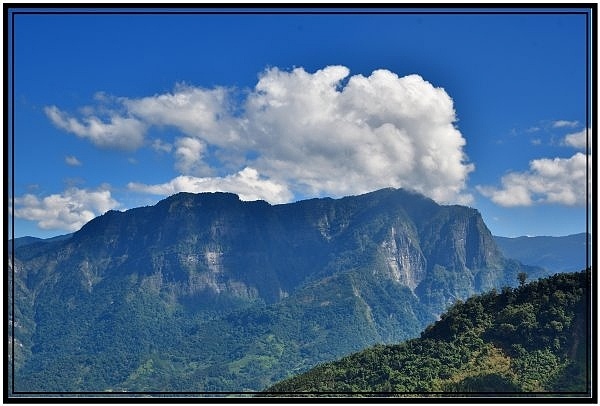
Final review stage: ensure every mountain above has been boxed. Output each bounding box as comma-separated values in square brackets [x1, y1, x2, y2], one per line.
[9, 188, 546, 393]
[9, 233, 73, 251]
[494, 233, 590, 272]
[266, 270, 590, 395]
[9, 236, 42, 249]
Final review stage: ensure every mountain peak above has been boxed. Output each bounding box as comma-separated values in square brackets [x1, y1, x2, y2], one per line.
[161, 190, 242, 204]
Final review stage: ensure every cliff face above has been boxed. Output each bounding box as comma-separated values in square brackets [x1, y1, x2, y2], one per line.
[10, 188, 544, 392]
[377, 222, 427, 291]
[17, 189, 511, 307]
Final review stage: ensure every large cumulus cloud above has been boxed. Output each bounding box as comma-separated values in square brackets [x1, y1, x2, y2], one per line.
[45, 65, 475, 205]
[242, 66, 473, 203]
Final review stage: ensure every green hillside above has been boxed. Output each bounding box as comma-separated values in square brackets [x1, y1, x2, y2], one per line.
[266, 270, 591, 396]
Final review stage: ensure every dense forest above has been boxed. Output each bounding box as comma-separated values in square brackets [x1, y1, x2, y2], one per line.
[266, 270, 591, 396]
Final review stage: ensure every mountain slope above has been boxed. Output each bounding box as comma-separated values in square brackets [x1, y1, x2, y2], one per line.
[494, 233, 590, 272]
[10, 188, 545, 393]
[266, 270, 590, 395]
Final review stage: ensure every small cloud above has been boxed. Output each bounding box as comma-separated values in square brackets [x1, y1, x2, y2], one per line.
[64, 177, 86, 188]
[477, 183, 533, 207]
[93, 91, 110, 102]
[127, 167, 293, 204]
[552, 120, 579, 128]
[563, 128, 591, 149]
[151, 138, 172, 153]
[123, 84, 239, 147]
[44, 105, 146, 151]
[526, 126, 541, 133]
[477, 152, 590, 207]
[530, 138, 542, 146]
[12, 186, 120, 232]
[65, 155, 82, 166]
[174, 137, 212, 176]
[128, 157, 138, 165]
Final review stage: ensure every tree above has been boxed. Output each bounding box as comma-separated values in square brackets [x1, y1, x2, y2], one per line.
[518, 272, 528, 287]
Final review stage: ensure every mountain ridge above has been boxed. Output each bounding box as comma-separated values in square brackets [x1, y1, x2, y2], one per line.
[10, 187, 548, 393]
[493, 233, 589, 272]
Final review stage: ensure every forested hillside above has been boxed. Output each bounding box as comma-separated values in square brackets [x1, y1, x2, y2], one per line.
[267, 270, 590, 396]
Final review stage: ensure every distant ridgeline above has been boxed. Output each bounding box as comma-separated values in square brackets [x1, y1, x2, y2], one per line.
[266, 270, 590, 395]
[494, 233, 590, 273]
[9, 188, 573, 393]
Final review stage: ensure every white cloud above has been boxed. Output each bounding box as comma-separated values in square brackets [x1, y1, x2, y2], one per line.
[13, 187, 120, 231]
[47, 65, 476, 204]
[563, 128, 591, 149]
[242, 66, 474, 203]
[44, 105, 146, 150]
[122, 84, 240, 146]
[552, 120, 579, 128]
[477, 153, 590, 207]
[121, 85, 246, 171]
[127, 167, 292, 204]
[65, 155, 82, 166]
[151, 138, 173, 153]
[174, 137, 211, 175]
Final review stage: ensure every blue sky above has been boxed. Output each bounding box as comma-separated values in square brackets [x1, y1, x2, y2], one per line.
[8, 6, 593, 238]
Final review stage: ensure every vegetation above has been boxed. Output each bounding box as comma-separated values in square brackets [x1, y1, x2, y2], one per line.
[13, 267, 434, 393]
[9, 189, 579, 394]
[266, 270, 590, 396]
